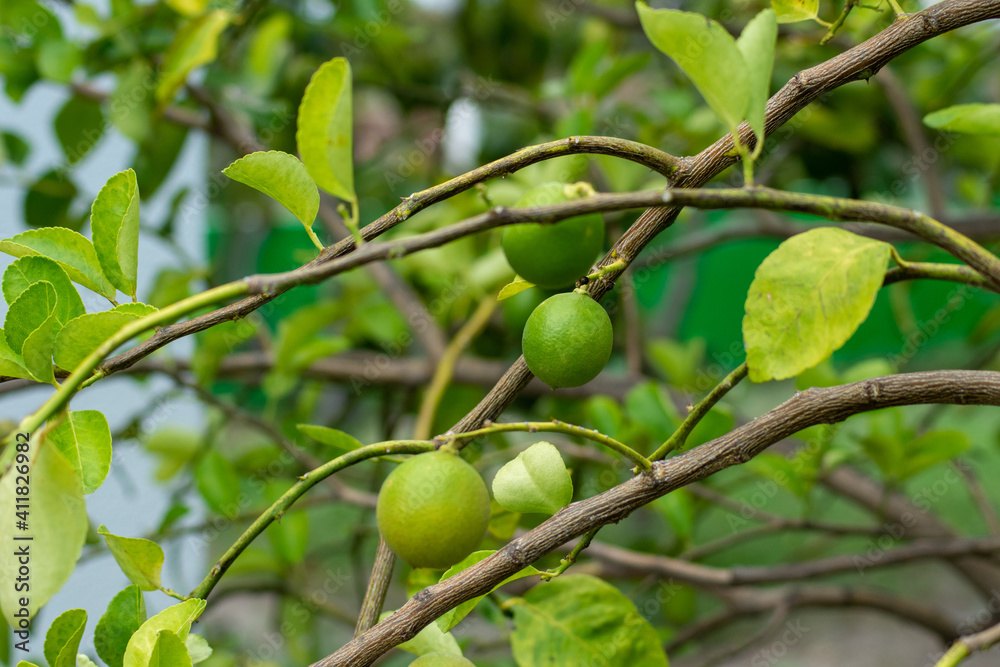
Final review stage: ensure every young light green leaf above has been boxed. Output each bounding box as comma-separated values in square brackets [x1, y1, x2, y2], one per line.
[492, 442, 573, 515]
[91, 169, 141, 298]
[636, 2, 749, 133]
[296, 424, 362, 454]
[296, 57, 355, 202]
[222, 151, 320, 234]
[147, 630, 192, 667]
[4, 280, 57, 355]
[95, 585, 147, 667]
[924, 104, 1000, 136]
[436, 550, 540, 632]
[497, 277, 535, 301]
[184, 634, 212, 664]
[3, 256, 85, 328]
[97, 526, 166, 592]
[0, 227, 116, 300]
[0, 329, 31, 380]
[77, 656, 100, 667]
[772, 0, 820, 23]
[511, 574, 668, 666]
[743, 227, 891, 382]
[0, 436, 86, 626]
[50, 410, 113, 494]
[122, 599, 206, 667]
[54, 310, 140, 372]
[735, 9, 777, 148]
[44, 609, 87, 667]
[113, 302, 158, 318]
[165, 0, 209, 17]
[156, 10, 232, 106]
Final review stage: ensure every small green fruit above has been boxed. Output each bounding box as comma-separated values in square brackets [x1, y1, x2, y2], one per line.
[502, 182, 604, 288]
[522, 291, 613, 389]
[376, 451, 491, 569]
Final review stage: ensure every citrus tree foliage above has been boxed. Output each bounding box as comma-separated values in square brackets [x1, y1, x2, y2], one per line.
[1, 0, 1000, 666]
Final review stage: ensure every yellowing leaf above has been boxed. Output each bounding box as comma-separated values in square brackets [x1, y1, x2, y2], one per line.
[744, 228, 891, 382]
[296, 58, 355, 202]
[772, 0, 820, 23]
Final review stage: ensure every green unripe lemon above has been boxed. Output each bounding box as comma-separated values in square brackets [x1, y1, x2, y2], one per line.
[376, 451, 490, 569]
[522, 291, 613, 389]
[408, 653, 476, 666]
[502, 182, 604, 288]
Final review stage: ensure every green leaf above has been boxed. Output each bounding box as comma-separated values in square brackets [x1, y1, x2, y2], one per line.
[744, 227, 891, 382]
[296, 424, 362, 454]
[165, 0, 208, 17]
[383, 610, 461, 657]
[222, 151, 320, 232]
[735, 9, 777, 147]
[4, 279, 56, 354]
[95, 585, 147, 667]
[54, 95, 104, 164]
[924, 104, 1000, 136]
[497, 277, 535, 300]
[747, 452, 811, 498]
[636, 2, 749, 132]
[437, 550, 540, 632]
[898, 430, 969, 481]
[110, 61, 155, 143]
[492, 442, 573, 515]
[0, 435, 87, 626]
[184, 634, 212, 664]
[91, 169, 141, 298]
[123, 599, 205, 667]
[0, 329, 30, 379]
[37, 38, 80, 83]
[2, 131, 30, 165]
[147, 630, 192, 667]
[296, 57, 355, 202]
[511, 574, 668, 666]
[22, 306, 58, 384]
[49, 410, 113, 495]
[0, 227, 116, 300]
[3, 256, 86, 329]
[653, 489, 696, 543]
[98, 525, 166, 592]
[194, 449, 240, 515]
[772, 0, 819, 23]
[23, 169, 81, 231]
[44, 609, 87, 667]
[645, 337, 706, 388]
[53, 310, 143, 372]
[134, 120, 189, 199]
[77, 656, 100, 667]
[156, 10, 231, 106]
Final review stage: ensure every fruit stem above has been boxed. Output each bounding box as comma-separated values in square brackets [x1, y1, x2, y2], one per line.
[540, 527, 600, 580]
[444, 420, 651, 471]
[652, 362, 749, 460]
[584, 257, 628, 283]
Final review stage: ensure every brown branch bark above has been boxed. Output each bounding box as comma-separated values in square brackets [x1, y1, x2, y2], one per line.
[318, 370, 1000, 666]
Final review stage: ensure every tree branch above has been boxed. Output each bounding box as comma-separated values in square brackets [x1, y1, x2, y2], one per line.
[319, 369, 1000, 666]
